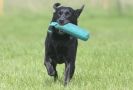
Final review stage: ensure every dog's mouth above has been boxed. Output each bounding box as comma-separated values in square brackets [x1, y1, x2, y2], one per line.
[59, 22, 65, 25]
[57, 20, 70, 34]
[58, 20, 70, 26]
[59, 22, 67, 26]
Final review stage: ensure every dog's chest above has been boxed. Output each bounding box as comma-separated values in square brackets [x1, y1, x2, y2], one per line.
[52, 41, 68, 58]
[54, 43, 67, 55]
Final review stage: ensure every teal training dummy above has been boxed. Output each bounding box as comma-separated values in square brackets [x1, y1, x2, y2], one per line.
[49, 22, 90, 41]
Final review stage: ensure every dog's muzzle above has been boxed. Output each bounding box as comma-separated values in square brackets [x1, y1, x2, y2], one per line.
[57, 19, 70, 25]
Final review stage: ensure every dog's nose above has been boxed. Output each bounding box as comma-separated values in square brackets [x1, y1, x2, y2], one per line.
[59, 20, 64, 25]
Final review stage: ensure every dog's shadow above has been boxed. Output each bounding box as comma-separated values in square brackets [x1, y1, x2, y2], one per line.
[44, 76, 64, 86]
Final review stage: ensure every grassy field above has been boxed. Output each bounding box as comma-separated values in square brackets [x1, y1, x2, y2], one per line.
[0, 13, 133, 90]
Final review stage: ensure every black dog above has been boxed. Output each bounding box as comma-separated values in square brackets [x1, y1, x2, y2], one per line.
[44, 3, 84, 86]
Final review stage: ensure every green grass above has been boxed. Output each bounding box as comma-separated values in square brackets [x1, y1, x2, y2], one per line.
[0, 13, 133, 90]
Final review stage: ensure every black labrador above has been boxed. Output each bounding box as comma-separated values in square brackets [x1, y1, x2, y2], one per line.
[44, 3, 84, 86]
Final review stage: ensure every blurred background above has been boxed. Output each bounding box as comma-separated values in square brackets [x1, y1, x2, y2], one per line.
[0, 0, 133, 16]
[0, 0, 133, 90]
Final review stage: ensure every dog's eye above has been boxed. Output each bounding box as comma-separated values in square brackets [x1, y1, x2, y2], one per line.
[65, 12, 70, 15]
[58, 11, 62, 15]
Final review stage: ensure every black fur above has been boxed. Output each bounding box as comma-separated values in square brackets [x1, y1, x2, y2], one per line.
[44, 3, 84, 86]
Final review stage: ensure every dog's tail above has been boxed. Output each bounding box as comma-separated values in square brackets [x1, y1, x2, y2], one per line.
[53, 3, 61, 9]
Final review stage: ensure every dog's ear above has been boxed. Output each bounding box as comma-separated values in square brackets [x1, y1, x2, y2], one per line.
[53, 3, 61, 10]
[75, 5, 85, 18]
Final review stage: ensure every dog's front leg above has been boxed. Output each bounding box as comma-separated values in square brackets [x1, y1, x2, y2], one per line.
[64, 61, 75, 86]
[44, 56, 58, 81]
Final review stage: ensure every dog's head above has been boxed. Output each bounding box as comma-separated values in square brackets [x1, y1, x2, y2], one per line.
[52, 3, 84, 25]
